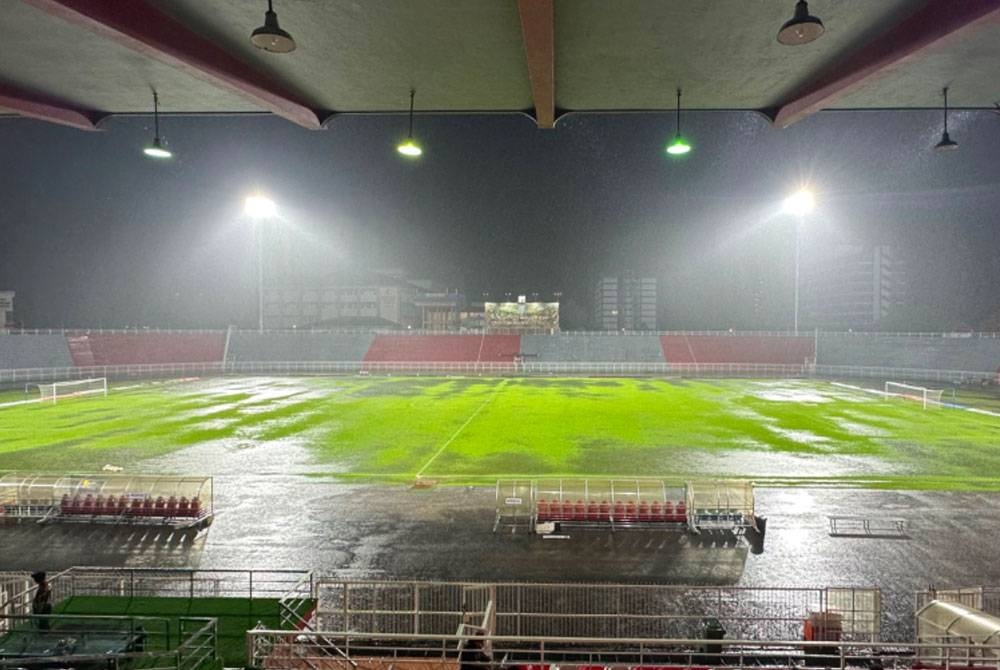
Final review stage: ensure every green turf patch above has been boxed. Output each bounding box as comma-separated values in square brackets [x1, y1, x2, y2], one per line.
[2, 376, 1000, 490]
[54, 595, 313, 667]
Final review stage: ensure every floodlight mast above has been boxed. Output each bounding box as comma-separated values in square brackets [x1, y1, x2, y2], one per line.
[244, 195, 278, 332]
[782, 189, 815, 334]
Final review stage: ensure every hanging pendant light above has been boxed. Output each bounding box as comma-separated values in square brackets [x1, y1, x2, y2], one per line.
[397, 89, 423, 158]
[666, 88, 691, 156]
[934, 86, 958, 151]
[143, 90, 172, 159]
[777, 1, 825, 46]
[251, 0, 296, 53]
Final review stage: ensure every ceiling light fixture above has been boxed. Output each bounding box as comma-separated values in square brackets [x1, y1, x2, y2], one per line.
[143, 90, 172, 159]
[397, 89, 423, 158]
[934, 86, 958, 151]
[251, 0, 296, 53]
[777, 1, 825, 46]
[666, 88, 691, 156]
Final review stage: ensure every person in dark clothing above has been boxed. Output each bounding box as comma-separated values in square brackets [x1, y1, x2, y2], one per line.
[31, 571, 52, 630]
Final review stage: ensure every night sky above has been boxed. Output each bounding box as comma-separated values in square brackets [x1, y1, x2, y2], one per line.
[1, 108, 998, 330]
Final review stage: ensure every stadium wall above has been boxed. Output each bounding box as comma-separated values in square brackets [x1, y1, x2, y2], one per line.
[661, 334, 816, 365]
[227, 331, 376, 362]
[520, 333, 665, 362]
[2, 330, 1000, 383]
[363, 334, 520, 362]
[816, 333, 1000, 373]
[66, 332, 225, 366]
[0, 333, 73, 370]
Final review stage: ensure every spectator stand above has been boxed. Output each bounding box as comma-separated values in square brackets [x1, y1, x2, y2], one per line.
[0, 473, 213, 531]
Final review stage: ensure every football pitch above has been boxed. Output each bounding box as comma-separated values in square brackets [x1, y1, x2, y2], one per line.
[2, 375, 1000, 490]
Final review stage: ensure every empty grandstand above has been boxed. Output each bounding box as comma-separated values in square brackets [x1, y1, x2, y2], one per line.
[3, 329, 1000, 385]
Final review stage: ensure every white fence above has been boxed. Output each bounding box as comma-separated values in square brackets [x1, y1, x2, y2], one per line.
[5, 327, 1000, 338]
[1, 360, 995, 386]
[247, 629, 1000, 670]
[315, 580, 881, 642]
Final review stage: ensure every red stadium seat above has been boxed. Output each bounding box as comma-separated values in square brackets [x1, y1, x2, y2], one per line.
[81, 494, 95, 515]
[650, 501, 663, 521]
[587, 501, 601, 521]
[573, 500, 586, 521]
[599, 500, 611, 520]
[536, 500, 550, 521]
[153, 496, 166, 515]
[60, 494, 71, 514]
[103, 495, 117, 515]
[613, 501, 626, 522]
[142, 498, 154, 517]
[674, 501, 687, 522]
[638, 501, 651, 522]
[166, 496, 178, 516]
[625, 501, 638, 521]
[190, 497, 201, 517]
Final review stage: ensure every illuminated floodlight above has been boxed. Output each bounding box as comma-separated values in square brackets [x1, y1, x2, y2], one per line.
[783, 189, 815, 216]
[397, 139, 423, 157]
[244, 194, 277, 219]
[666, 136, 692, 155]
[143, 137, 172, 159]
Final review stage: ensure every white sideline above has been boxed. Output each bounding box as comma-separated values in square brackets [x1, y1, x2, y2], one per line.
[0, 397, 42, 409]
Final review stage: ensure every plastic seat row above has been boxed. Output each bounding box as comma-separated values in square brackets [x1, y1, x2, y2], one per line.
[535, 499, 686, 523]
[60, 494, 202, 518]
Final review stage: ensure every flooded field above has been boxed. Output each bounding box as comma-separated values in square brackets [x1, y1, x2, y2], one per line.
[2, 375, 999, 488]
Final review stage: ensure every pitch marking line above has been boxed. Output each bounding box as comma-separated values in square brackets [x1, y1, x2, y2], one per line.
[415, 379, 508, 478]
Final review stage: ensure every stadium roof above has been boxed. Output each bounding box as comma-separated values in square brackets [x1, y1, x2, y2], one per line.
[1, 0, 999, 132]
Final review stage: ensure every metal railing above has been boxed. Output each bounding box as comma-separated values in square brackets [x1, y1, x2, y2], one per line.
[0, 614, 216, 670]
[1, 360, 995, 386]
[315, 580, 881, 643]
[5, 326, 1000, 338]
[57, 567, 312, 600]
[247, 629, 1000, 670]
[280, 571, 318, 630]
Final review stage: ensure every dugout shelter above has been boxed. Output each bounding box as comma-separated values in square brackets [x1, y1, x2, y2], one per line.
[0, 473, 213, 530]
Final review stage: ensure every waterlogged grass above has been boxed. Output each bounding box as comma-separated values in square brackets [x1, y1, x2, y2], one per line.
[1, 376, 1000, 489]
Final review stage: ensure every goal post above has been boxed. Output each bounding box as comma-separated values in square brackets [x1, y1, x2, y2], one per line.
[884, 381, 944, 409]
[37, 377, 108, 404]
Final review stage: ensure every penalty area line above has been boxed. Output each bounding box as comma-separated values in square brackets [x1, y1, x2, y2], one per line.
[414, 379, 508, 479]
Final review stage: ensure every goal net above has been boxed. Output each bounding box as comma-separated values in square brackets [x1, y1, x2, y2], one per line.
[37, 377, 108, 404]
[884, 381, 944, 409]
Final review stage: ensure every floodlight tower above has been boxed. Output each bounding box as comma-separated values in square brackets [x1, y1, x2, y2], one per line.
[244, 195, 278, 332]
[782, 188, 815, 334]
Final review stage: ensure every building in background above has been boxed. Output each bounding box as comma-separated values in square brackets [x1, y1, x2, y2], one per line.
[0, 291, 13, 329]
[594, 274, 657, 331]
[413, 289, 464, 330]
[261, 275, 470, 331]
[800, 244, 908, 330]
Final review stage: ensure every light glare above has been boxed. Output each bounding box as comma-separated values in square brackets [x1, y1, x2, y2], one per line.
[244, 194, 278, 219]
[783, 189, 815, 216]
[666, 136, 691, 155]
[397, 139, 423, 157]
[143, 145, 172, 159]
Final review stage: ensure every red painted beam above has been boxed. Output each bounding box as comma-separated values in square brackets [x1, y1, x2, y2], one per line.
[21, 0, 322, 129]
[772, 0, 1000, 128]
[517, 0, 555, 129]
[0, 83, 102, 130]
